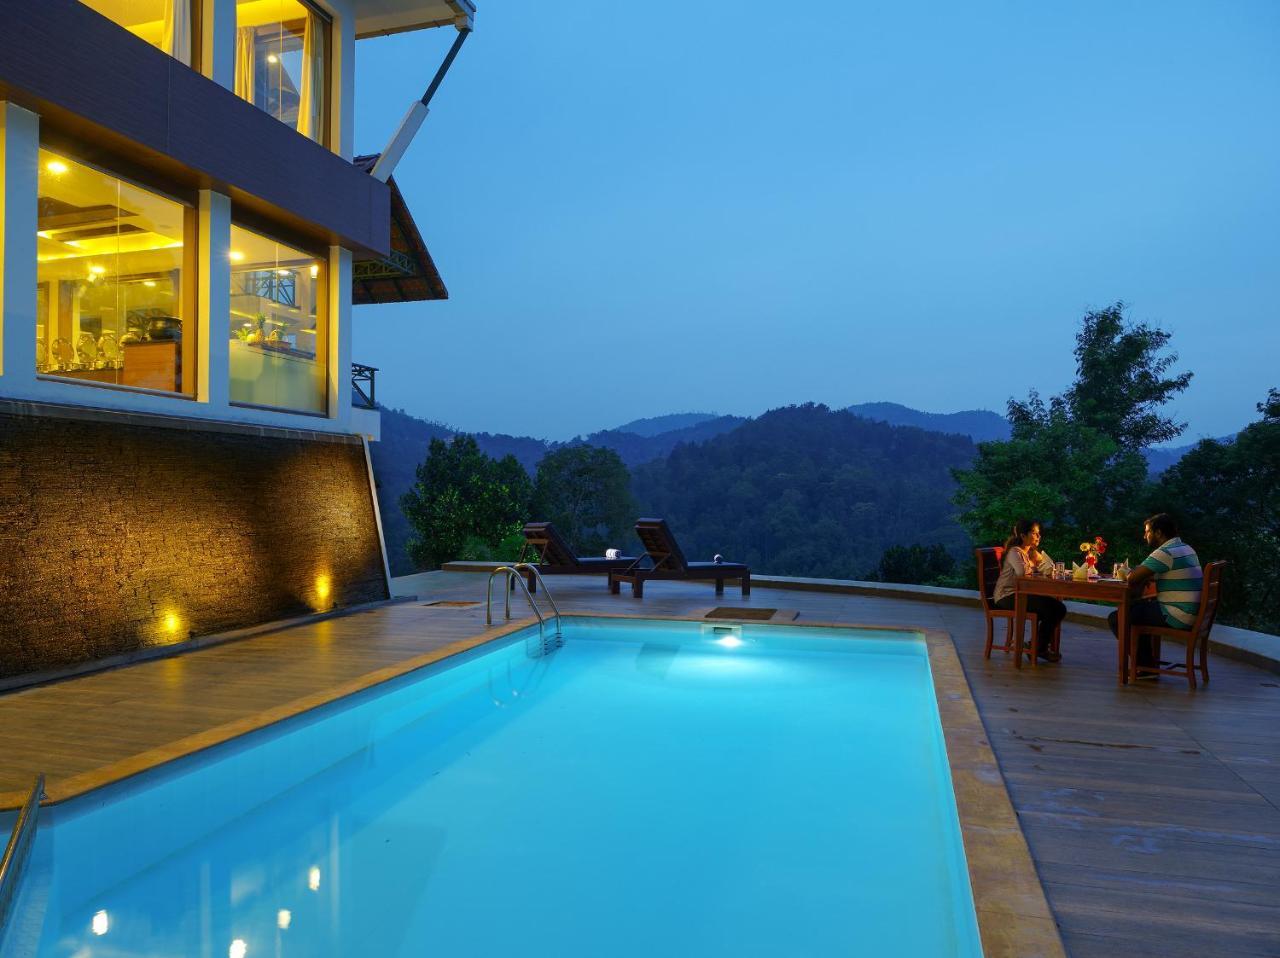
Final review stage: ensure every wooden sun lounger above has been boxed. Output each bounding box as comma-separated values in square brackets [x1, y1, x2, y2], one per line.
[516, 521, 636, 592]
[609, 518, 750, 598]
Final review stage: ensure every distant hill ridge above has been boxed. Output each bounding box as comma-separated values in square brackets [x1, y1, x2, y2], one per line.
[845, 402, 1012, 443]
[612, 412, 723, 437]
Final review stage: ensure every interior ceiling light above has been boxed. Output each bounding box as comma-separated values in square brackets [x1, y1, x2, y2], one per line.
[229, 251, 245, 262]
[45, 159, 69, 175]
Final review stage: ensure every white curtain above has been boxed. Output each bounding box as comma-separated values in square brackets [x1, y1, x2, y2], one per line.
[234, 27, 257, 105]
[296, 11, 323, 141]
[161, 0, 191, 66]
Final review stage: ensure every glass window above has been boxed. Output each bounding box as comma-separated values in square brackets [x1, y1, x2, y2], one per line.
[78, 0, 196, 65]
[234, 0, 329, 142]
[37, 149, 196, 397]
[229, 225, 328, 414]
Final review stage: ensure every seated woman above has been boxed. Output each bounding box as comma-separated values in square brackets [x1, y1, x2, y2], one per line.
[992, 518, 1066, 662]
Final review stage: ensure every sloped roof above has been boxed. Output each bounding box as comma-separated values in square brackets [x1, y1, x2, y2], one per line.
[352, 154, 448, 305]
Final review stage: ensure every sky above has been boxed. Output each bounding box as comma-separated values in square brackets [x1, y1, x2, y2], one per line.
[352, 0, 1280, 443]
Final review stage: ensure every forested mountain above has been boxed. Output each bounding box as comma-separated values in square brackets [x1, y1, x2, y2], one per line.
[846, 402, 1012, 443]
[373, 404, 977, 576]
[630, 404, 975, 580]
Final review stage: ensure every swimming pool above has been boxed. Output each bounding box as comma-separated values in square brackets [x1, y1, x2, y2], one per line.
[6, 617, 981, 957]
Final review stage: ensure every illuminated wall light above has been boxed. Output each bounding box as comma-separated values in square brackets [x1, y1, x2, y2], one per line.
[229, 939, 248, 958]
[89, 265, 106, 276]
[164, 613, 181, 634]
[229, 251, 245, 263]
[276, 269, 290, 277]
[143, 280, 157, 288]
[309, 264, 319, 279]
[45, 159, 69, 175]
[315, 575, 331, 605]
[308, 866, 321, 891]
[277, 909, 292, 930]
[267, 53, 279, 63]
[92, 910, 109, 936]
[37, 230, 52, 239]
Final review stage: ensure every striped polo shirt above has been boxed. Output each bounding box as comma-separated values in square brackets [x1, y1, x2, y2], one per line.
[1141, 537, 1203, 629]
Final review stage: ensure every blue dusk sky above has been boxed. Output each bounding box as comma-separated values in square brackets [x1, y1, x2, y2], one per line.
[352, 0, 1280, 442]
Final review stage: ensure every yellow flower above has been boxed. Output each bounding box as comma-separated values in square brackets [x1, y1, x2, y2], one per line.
[1079, 542, 1092, 552]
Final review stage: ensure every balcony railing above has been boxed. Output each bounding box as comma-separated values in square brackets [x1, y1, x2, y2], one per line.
[352, 363, 378, 409]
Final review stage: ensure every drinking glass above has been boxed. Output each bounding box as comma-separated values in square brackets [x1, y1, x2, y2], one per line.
[1054, 561, 1065, 580]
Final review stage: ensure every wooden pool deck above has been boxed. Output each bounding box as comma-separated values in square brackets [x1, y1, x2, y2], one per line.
[2, 572, 1279, 956]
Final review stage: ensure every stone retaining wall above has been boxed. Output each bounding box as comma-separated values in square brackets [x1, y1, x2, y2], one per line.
[0, 402, 388, 688]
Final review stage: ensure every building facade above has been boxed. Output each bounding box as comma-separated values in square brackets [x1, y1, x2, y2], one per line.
[0, 0, 465, 688]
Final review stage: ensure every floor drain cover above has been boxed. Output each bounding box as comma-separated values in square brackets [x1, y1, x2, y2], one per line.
[705, 607, 777, 621]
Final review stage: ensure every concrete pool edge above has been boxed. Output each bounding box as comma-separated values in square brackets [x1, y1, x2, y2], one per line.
[4, 612, 1066, 958]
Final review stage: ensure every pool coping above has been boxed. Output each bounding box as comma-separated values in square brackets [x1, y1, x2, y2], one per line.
[2, 611, 1066, 958]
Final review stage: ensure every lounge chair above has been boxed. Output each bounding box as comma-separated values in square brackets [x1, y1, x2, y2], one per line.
[516, 522, 636, 592]
[609, 518, 750, 598]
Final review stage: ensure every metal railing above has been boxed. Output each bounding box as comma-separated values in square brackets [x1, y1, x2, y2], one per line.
[0, 775, 44, 934]
[351, 362, 378, 409]
[485, 564, 563, 655]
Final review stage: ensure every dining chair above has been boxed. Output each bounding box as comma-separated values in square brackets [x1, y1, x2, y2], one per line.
[974, 547, 1060, 664]
[1125, 560, 1227, 689]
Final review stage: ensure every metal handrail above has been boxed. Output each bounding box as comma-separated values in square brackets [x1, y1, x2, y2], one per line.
[486, 566, 546, 631]
[351, 362, 378, 409]
[509, 563, 563, 637]
[485, 565, 564, 654]
[0, 774, 44, 933]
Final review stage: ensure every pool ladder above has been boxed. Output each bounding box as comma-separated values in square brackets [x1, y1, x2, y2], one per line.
[485, 564, 563, 656]
[0, 774, 44, 937]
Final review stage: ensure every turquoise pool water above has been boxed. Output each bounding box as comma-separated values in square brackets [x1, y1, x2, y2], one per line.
[6, 618, 981, 957]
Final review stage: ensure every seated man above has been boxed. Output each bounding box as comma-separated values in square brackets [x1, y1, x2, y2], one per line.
[1109, 513, 1203, 671]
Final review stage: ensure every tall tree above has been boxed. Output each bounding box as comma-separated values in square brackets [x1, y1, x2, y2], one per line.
[531, 445, 636, 555]
[1153, 388, 1280, 633]
[401, 435, 531, 570]
[956, 304, 1188, 562]
[1060, 302, 1193, 449]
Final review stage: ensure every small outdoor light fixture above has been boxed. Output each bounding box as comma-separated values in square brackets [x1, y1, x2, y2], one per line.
[45, 159, 68, 175]
[308, 866, 321, 891]
[92, 910, 109, 935]
[229, 940, 248, 958]
[277, 909, 292, 930]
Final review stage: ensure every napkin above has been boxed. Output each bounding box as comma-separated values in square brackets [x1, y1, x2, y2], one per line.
[1072, 562, 1089, 581]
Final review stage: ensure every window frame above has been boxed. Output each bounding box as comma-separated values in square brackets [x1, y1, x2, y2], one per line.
[233, 0, 334, 148]
[35, 143, 200, 401]
[227, 218, 331, 418]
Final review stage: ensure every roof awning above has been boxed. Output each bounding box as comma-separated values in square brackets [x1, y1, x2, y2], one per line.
[351, 155, 448, 305]
[354, 0, 475, 39]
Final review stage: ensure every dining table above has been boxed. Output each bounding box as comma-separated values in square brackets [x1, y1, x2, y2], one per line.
[1014, 573, 1154, 685]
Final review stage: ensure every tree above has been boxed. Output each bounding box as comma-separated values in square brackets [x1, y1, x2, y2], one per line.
[956, 304, 1187, 562]
[1060, 302, 1193, 450]
[530, 445, 636, 555]
[401, 435, 532, 570]
[1153, 388, 1280, 633]
[866, 544, 957, 587]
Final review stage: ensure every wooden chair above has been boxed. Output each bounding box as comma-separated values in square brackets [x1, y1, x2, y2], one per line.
[515, 521, 636, 592]
[1125, 560, 1226, 689]
[975, 547, 1060, 665]
[610, 519, 750, 598]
